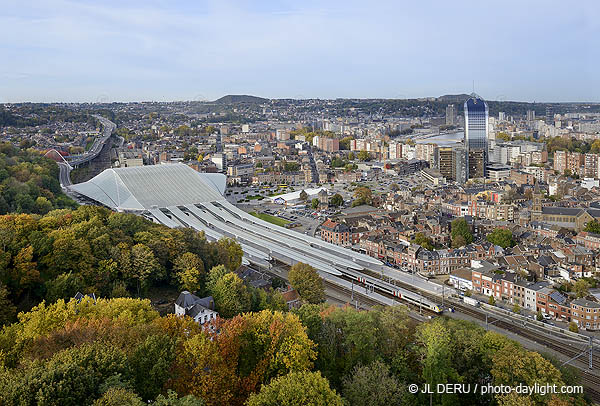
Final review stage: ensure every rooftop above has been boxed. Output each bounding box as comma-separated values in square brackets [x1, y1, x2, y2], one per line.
[70, 163, 226, 211]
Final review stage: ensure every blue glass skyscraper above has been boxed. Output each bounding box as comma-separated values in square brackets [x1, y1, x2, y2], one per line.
[464, 93, 489, 179]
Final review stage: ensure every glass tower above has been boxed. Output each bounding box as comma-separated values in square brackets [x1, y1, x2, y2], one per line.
[464, 93, 489, 179]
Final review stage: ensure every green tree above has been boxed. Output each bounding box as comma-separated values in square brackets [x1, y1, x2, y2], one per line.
[342, 360, 405, 406]
[0, 282, 16, 326]
[206, 264, 229, 294]
[584, 220, 600, 233]
[487, 228, 516, 248]
[93, 388, 144, 406]
[288, 262, 325, 304]
[489, 295, 496, 305]
[329, 193, 344, 207]
[536, 310, 543, 321]
[292, 303, 323, 342]
[35, 196, 53, 214]
[129, 334, 176, 401]
[311, 198, 319, 209]
[246, 371, 343, 406]
[217, 238, 243, 272]
[129, 243, 160, 296]
[412, 232, 434, 251]
[451, 234, 466, 248]
[339, 136, 353, 150]
[451, 218, 473, 246]
[512, 303, 521, 314]
[211, 272, 251, 318]
[44, 272, 85, 303]
[299, 190, 308, 202]
[573, 279, 590, 298]
[0, 342, 129, 406]
[357, 150, 371, 161]
[154, 391, 205, 406]
[416, 320, 460, 406]
[568, 322, 579, 333]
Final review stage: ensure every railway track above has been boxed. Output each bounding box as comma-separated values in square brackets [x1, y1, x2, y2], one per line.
[354, 268, 600, 403]
[455, 302, 600, 403]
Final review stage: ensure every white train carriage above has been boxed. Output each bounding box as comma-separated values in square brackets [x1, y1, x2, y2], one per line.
[342, 267, 442, 313]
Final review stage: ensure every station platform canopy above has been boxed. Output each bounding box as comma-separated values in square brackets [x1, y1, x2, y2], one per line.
[69, 163, 226, 211]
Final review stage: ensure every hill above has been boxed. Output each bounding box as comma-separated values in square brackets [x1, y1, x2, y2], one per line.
[213, 94, 269, 104]
[436, 94, 471, 103]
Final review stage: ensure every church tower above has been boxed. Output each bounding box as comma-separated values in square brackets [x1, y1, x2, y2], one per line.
[531, 182, 542, 222]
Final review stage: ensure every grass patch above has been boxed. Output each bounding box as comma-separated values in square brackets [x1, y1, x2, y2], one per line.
[246, 195, 264, 200]
[249, 211, 290, 227]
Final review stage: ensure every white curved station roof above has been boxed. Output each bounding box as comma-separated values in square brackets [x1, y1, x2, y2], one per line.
[70, 163, 226, 211]
[71, 163, 382, 275]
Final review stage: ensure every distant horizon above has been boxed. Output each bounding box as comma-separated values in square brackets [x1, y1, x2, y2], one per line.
[2, 1, 598, 104]
[2, 93, 600, 105]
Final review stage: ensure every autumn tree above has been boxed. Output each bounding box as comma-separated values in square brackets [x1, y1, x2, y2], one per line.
[573, 279, 590, 298]
[491, 343, 567, 405]
[288, 262, 325, 304]
[451, 234, 466, 248]
[12, 245, 40, 297]
[352, 186, 372, 207]
[217, 238, 243, 272]
[246, 371, 342, 406]
[174, 252, 205, 293]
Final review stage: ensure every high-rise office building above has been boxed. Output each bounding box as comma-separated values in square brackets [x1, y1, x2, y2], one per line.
[434, 145, 466, 184]
[453, 146, 467, 184]
[445, 104, 455, 126]
[545, 105, 554, 125]
[464, 93, 489, 179]
[526, 110, 536, 121]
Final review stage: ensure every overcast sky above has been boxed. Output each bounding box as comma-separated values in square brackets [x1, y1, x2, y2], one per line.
[1, 0, 599, 103]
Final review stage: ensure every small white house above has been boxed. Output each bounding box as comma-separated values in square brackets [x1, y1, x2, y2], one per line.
[449, 268, 473, 291]
[175, 291, 218, 325]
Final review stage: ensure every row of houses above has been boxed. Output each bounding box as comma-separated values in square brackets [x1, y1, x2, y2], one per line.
[450, 261, 600, 330]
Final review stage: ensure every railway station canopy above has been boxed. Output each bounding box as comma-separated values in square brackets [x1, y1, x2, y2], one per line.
[69, 163, 226, 211]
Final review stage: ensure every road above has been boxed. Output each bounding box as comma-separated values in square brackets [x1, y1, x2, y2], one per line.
[68, 115, 116, 167]
[58, 162, 72, 187]
[59, 115, 116, 187]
